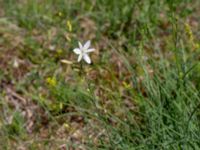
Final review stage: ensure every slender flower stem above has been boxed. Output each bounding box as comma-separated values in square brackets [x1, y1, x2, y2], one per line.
[79, 61, 83, 76]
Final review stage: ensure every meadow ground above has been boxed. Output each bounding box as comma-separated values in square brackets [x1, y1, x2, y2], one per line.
[0, 0, 200, 149]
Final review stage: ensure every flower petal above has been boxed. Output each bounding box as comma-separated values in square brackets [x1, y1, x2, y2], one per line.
[78, 42, 83, 49]
[73, 48, 81, 54]
[78, 55, 82, 62]
[83, 40, 91, 50]
[85, 48, 95, 53]
[83, 54, 91, 64]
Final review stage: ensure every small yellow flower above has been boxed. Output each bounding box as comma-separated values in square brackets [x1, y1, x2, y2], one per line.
[66, 20, 72, 32]
[58, 12, 63, 17]
[46, 77, 57, 87]
[59, 102, 63, 110]
[57, 49, 63, 54]
[122, 81, 131, 89]
[56, 49, 63, 57]
[185, 23, 194, 43]
[63, 123, 69, 129]
[184, 23, 199, 51]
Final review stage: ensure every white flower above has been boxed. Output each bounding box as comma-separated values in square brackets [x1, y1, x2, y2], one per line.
[73, 40, 95, 64]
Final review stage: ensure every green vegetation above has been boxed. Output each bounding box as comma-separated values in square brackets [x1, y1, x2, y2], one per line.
[0, 0, 200, 149]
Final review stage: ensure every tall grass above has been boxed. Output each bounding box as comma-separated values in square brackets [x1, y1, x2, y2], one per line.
[0, 0, 200, 149]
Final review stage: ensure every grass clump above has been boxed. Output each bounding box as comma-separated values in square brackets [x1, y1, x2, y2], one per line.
[0, 0, 200, 149]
